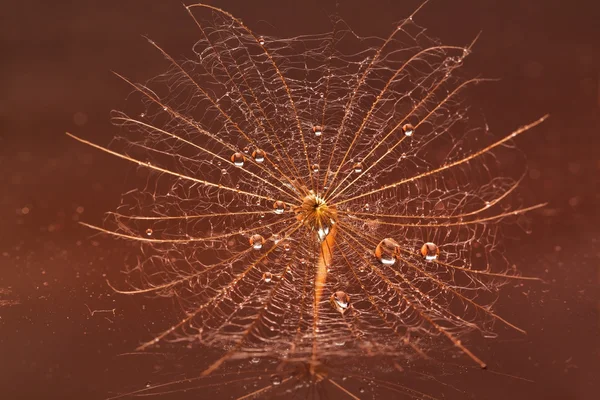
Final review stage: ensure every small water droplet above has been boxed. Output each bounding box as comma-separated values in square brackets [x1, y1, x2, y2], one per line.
[311, 164, 319, 173]
[250, 357, 260, 364]
[145, 228, 153, 237]
[263, 272, 272, 283]
[353, 162, 363, 173]
[252, 149, 265, 163]
[258, 36, 265, 45]
[312, 125, 323, 136]
[420, 242, 440, 261]
[249, 234, 265, 250]
[271, 375, 282, 386]
[402, 123, 415, 137]
[375, 238, 399, 265]
[330, 290, 350, 313]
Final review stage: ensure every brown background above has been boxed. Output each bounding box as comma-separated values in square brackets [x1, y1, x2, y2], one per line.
[1, 0, 598, 399]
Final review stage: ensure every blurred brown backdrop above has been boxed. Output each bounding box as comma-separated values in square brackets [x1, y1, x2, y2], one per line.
[1, 0, 598, 399]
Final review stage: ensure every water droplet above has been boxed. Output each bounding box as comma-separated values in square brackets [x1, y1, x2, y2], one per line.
[283, 242, 291, 252]
[271, 375, 282, 386]
[402, 123, 415, 137]
[243, 146, 250, 154]
[230, 152, 245, 167]
[249, 234, 265, 250]
[330, 290, 350, 313]
[311, 164, 319, 173]
[221, 168, 227, 175]
[273, 200, 285, 214]
[145, 228, 153, 237]
[252, 149, 265, 163]
[420, 242, 440, 261]
[263, 272, 272, 283]
[353, 162, 363, 173]
[250, 357, 260, 364]
[312, 125, 323, 136]
[258, 36, 265, 45]
[359, 387, 365, 394]
[375, 238, 399, 265]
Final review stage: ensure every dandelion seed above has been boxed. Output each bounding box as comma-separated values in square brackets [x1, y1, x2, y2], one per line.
[68, 2, 547, 398]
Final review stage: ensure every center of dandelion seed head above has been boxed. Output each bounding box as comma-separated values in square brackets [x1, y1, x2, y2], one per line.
[295, 191, 337, 241]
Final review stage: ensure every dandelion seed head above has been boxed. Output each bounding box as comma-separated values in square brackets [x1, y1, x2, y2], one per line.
[69, 1, 547, 397]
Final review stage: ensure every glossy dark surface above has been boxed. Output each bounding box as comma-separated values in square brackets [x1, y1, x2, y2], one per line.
[1, 0, 598, 399]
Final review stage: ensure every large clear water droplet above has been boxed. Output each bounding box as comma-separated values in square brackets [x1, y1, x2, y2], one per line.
[421, 242, 440, 261]
[252, 149, 265, 163]
[273, 200, 285, 214]
[230, 152, 245, 167]
[330, 290, 350, 313]
[375, 238, 399, 265]
[249, 234, 265, 250]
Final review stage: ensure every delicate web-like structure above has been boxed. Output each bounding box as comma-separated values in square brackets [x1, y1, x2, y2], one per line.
[69, 2, 547, 397]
